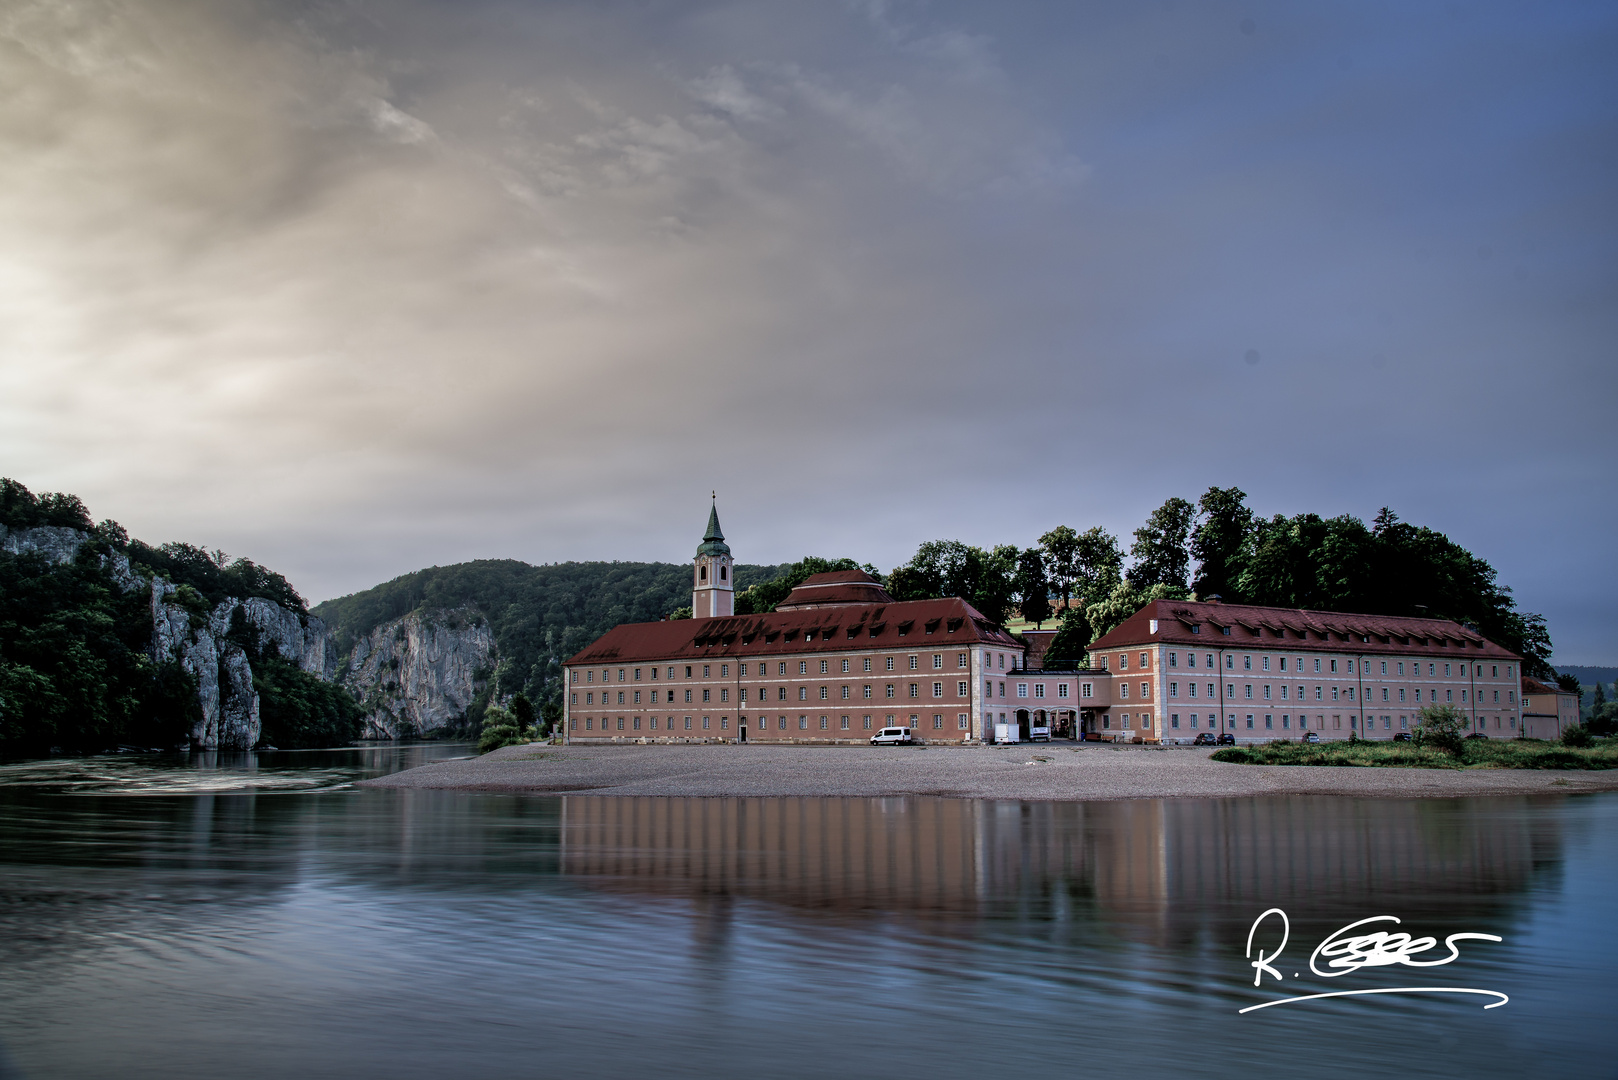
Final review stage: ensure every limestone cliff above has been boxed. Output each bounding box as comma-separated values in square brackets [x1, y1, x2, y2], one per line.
[2, 523, 339, 750]
[340, 607, 495, 739]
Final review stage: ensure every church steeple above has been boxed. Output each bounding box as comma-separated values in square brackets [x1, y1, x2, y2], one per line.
[692, 495, 733, 619]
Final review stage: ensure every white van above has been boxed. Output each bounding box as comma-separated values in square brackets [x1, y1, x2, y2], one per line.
[871, 727, 915, 746]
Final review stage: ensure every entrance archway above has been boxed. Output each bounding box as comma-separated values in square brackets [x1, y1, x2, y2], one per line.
[1016, 709, 1031, 740]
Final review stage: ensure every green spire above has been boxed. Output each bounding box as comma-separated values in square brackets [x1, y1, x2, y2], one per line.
[697, 498, 730, 557]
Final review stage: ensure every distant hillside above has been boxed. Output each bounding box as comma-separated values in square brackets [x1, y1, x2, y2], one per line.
[311, 559, 789, 712]
[1557, 666, 1618, 688]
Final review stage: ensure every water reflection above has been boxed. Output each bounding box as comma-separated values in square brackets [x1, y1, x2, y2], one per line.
[0, 764, 1612, 1080]
[557, 795, 1560, 940]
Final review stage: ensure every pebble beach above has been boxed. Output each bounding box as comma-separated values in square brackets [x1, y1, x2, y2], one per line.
[359, 742, 1618, 800]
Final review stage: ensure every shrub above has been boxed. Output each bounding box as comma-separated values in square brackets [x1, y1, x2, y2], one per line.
[1414, 704, 1467, 753]
[478, 705, 528, 753]
[1561, 724, 1594, 748]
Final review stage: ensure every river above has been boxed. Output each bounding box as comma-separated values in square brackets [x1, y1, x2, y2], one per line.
[0, 745, 1612, 1079]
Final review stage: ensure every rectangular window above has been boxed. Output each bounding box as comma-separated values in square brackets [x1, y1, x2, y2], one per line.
[1170, 682, 1179, 698]
[1245, 685, 1253, 699]
[819, 686, 828, 700]
[863, 685, 873, 698]
[864, 716, 873, 729]
[888, 685, 896, 698]
[958, 653, 968, 668]
[1120, 683, 1130, 699]
[841, 716, 850, 730]
[1315, 658, 1322, 673]
[1263, 685, 1271, 700]
[703, 665, 710, 678]
[1172, 714, 1180, 729]
[1244, 656, 1252, 670]
[842, 659, 850, 673]
[1082, 683, 1092, 698]
[820, 660, 829, 674]
[702, 717, 710, 730]
[1119, 654, 1129, 670]
[634, 690, 641, 704]
[958, 681, 969, 696]
[933, 654, 943, 669]
[959, 713, 970, 729]
[635, 668, 642, 681]
[841, 686, 850, 699]
[1262, 656, 1270, 671]
[1169, 651, 1179, 668]
[703, 689, 711, 702]
[720, 688, 729, 702]
[799, 687, 807, 700]
[1058, 683, 1069, 698]
[909, 656, 919, 670]
[1140, 652, 1149, 668]
[886, 657, 895, 671]
[909, 684, 920, 698]
[617, 691, 625, 704]
[720, 664, 728, 677]
[819, 716, 828, 730]
[1034, 684, 1046, 698]
[933, 714, 943, 729]
[1017, 683, 1028, 698]
[864, 658, 873, 672]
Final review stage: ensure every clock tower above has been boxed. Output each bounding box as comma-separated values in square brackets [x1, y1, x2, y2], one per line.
[693, 498, 733, 619]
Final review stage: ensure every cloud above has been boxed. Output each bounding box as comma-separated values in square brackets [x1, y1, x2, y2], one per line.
[0, 0, 1612, 662]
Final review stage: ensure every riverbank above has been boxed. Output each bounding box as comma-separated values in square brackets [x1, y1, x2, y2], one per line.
[358, 743, 1618, 800]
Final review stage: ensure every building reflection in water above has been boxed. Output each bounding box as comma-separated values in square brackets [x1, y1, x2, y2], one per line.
[560, 795, 1563, 945]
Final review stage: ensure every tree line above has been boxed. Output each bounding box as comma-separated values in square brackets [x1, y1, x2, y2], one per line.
[823, 487, 1555, 678]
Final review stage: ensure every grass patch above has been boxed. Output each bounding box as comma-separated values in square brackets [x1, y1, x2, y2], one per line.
[1210, 738, 1618, 770]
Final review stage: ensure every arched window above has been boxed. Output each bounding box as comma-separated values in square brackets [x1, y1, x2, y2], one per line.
[720, 565, 727, 581]
[700, 566, 707, 582]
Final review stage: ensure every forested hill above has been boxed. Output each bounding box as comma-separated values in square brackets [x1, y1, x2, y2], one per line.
[311, 559, 789, 709]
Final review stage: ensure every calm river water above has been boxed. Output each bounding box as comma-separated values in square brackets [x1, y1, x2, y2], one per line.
[0, 745, 1613, 1080]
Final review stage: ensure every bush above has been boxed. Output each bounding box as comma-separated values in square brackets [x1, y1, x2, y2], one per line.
[478, 705, 529, 753]
[254, 658, 364, 749]
[1414, 704, 1468, 753]
[1561, 724, 1594, 748]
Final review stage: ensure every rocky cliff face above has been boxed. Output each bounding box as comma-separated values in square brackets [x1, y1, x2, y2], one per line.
[149, 585, 342, 749]
[2, 523, 339, 750]
[341, 607, 495, 739]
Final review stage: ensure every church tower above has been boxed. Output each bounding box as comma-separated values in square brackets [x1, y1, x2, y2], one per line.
[693, 498, 733, 619]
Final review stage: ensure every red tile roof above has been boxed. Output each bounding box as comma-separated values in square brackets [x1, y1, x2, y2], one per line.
[1089, 599, 1520, 661]
[775, 570, 894, 609]
[565, 597, 1018, 667]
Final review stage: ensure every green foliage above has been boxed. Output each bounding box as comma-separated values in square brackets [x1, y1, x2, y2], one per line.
[1128, 497, 1195, 590]
[1085, 580, 1189, 641]
[0, 478, 94, 531]
[1556, 673, 1582, 698]
[665, 605, 693, 620]
[885, 540, 1017, 624]
[1014, 548, 1052, 627]
[733, 556, 870, 615]
[510, 692, 536, 730]
[1190, 486, 1252, 599]
[1043, 606, 1093, 667]
[129, 541, 306, 614]
[254, 658, 363, 749]
[312, 558, 789, 716]
[1211, 739, 1618, 769]
[1561, 724, 1594, 748]
[1414, 703, 1468, 753]
[1038, 525, 1080, 606]
[170, 583, 212, 622]
[0, 544, 195, 754]
[1174, 490, 1556, 680]
[477, 704, 529, 753]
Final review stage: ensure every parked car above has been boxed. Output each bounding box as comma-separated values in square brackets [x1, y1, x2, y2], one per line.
[1393, 731, 1413, 742]
[871, 727, 915, 746]
[1465, 732, 1489, 740]
[1303, 731, 1320, 744]
[1193, 732, 1216, 745]
[1217, 733, 1237, 745]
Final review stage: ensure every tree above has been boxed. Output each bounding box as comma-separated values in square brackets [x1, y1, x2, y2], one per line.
[1072, 526, 1124, 604]
[1414, 703, 1467, 753]
[1556, 673, 1583, 702]
[1043, 607, 1092, 667]
[1014, 548, 1052, 627]
[477, 704, 525, 753]
[734, 556, 869, 614]
[1085, 580, 1189, 641]
[510, 691, 537, 734]
[1128, 497, 1195, 590]
[1190, 486, 1253, 600]
[1038, 526, 1080, 609]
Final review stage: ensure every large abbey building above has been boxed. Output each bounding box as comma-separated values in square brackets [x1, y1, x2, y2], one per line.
[561, 504, 1529, 744]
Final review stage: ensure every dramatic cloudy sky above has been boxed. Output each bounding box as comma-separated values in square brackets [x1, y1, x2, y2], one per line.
[1, 0, 1614, 659]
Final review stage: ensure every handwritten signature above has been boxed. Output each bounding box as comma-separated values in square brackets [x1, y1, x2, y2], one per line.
[1241, 908, 1507, 1013]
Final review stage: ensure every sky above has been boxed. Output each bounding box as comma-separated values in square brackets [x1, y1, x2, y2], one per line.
[0, 0, 1614, 662]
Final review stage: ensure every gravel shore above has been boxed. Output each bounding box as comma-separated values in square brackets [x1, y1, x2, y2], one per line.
[359, 742, 1618, 801]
